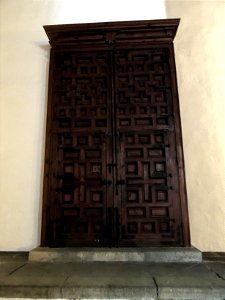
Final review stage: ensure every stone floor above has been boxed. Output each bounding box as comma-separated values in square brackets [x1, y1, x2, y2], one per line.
[0, 251, 224, 300]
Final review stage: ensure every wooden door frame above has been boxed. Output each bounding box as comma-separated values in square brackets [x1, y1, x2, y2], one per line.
[41, 19, 190, 247]
[169, 43, 190, 246]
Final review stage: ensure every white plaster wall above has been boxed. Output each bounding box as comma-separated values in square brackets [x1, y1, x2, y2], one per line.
[166, 0, 225, 251]
[0, 0, 224, 251]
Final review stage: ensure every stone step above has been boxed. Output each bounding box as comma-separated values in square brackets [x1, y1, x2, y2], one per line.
[1, 260, 225, 300]
[29, 247, 202, 263]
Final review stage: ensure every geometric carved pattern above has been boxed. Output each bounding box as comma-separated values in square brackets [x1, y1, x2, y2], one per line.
[47, 48, 181, 246]
[118, 130, 176, 243]
[51, 52, 111, 245]
[42, 20, 190, 248]
[55, 130, 108, 240]
[115, 49, 173, 131]
[54, 52, 110, 132]
[115, 49, 178, 244]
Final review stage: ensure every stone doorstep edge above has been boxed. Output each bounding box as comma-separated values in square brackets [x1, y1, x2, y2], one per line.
[0, 286, 225, 300]
[28, 247, 202, 263]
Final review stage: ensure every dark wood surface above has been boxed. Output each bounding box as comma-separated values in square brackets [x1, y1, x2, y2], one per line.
[41, 19, 190, 247]
[44, 19, 180, 47]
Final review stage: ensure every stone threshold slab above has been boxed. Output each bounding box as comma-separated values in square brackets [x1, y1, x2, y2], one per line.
[0, 287, 225, 300]
[1, 286, 225, 300]
[29, 247, 202, 263]
[0, 286, 157, 300]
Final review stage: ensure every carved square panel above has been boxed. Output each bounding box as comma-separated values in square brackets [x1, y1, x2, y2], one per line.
[126, 190, 139, 202]
[129, 107, 136, 114]
[127, 207, 146, 218]
[150, 106, 157, 113]
[58, 119, 71, 129]
[63, 208, 80, 217]
[127, 222, 138, 233]
[126, 162, 138, 175]
[156, 190, 168, 202]
[92, 136, 102, 145]
[85, 149, 102, 159]
[159, 222, 170, 233]
[64, 149, 80, 159]
[75, 222, 88, 233]
[150, 207, 168, 217]
[64, 164, 74, 174]
[126, 148, 143, 158]
[142, 222, 155, 233]
[95, 119, 107, 127]
[92, 222, 103, 233]
[139, 106, 147, 114]
[80, 108, 87, 116]
[135, 118, 152, 126]
[89, 108, 96, 116]
[91, 163, 102, 174]
[96, 97, 107, 105]
[160, 106, 168, 114]
[148, 148, 164, 157]
[118, 107, 126, 115]
[64, 136, 73, 146]
[138, 134, 151, 144]
[63, 192, 73, 203]
[77, 136, 88, 146]
[91, 191, 103, 203]
[155, 162, 166, 172]
[155, 92, 164, 102]
[74, 119, 92, 128]
[156, 117, 169, 125]
[100, 108, 107, 115]
[84, 208, 102, 218]
[125, 135, 135, 144]
[119, 119, 131, 126]
[154, 133, 164, 144]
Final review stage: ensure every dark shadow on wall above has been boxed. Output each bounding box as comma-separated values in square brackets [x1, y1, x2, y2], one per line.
[34, 41, 51, 249]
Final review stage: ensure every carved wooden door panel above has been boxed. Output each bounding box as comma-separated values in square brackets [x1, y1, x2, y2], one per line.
[114, 49, 182, 246]
[42, 19, 190, 248]
[49, 51, 113, 246]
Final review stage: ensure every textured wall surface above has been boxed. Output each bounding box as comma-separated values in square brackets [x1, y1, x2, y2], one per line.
[0, 0, 224, 251]
[166, 0, 225, 251]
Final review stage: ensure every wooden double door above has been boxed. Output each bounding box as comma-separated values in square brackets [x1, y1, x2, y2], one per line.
[42, 20, 190, 247]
